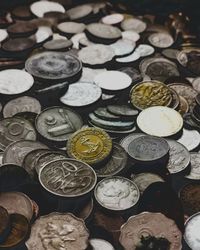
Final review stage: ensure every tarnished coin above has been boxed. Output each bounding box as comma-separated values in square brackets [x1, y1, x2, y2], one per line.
[2, 38, 35, 53]
[67, 4, 92, 21]
[180, 183, 200, 216]
[0, 69, 34, 95]
[0, 206, 10, 243]
[95, 143, 128, 178]
[78, 45, 115, 67]
[130, 80, 172, 110]
[137, 106, 183, 137]
[107, 105, 138, 117]
[169, 83, 198, 110]
[57, 22, 86, 36]
[43, 39, 73, 51]
[67, 127, 112, 166]
[178, 95, 189, 115]
[3, 96, 41, 118]
[0, 117, 36, 151]
[7, 21, 37, 37]
[184, 212, 200, 250]
[35, 106, 83, 144]
[120, 212, 182, 250]
[119, 133, 145, 152]
[3, 140, 48, 166]
[102, 13, 124, 25]
[135, 44, 155, 57]
[11, 5, 32, 20]
[60, 82, 102, 107]
[0, 192, 33, 221]
[162, 49, 180, 60]
[166, 139, 190, 174]
[94, 176, 140, 211]
[39, 158, 97, 197]
[131, 173, 164, 194]
[192, 77, 200, 93]
[25, 52, 82, 82]
[89, 239, 115, 250]
[26, 213, 89, 250]
[178, 128, 200, 151]
[148, 33, 174, 48]
[94, 107, 120, 121]
[121, 18, 147, 33]
[185, 153, 200, 180]
[110, 39, 135, 57]
[169, 88, 180, 110]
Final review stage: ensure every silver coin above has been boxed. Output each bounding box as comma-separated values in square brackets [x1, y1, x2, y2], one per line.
[185, 153, 200, 180]
[116, 51, 140, 63]
[119, 133, 145, 152]
[66, 4, 93, 20]
[110, 39, 135, 57]
[148, 32, 174, 48]
[177, 128, 200, 151]
[89, 239, 115, 250]
[107, 105, 139, 117]
[102, 13, 124, 25]
[192, 77, 200, 93]
[166, 139, 190, 174]
[94, 107, 120, 121]
[57, 22, 86, 35]
[121, 18, 147, 33]
[135, 44, 155, 57]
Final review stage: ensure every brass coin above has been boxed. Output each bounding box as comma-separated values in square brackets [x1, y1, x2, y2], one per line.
[67, 127, 112, 166]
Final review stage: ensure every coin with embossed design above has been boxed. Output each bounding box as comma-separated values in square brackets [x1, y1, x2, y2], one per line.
[67, 127, 112, 166]
[26, 212, 89, 250]
[39, 158, 97, 197]
[120, 133, 145, 152]
[148, 33, 174, 48]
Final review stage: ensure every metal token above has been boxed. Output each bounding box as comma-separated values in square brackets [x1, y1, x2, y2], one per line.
[57, 22, 86, 36]
[35, 106, 83, 143]
[39, 159, 97, 197]
[67, 4, 93, 20]
[67, 127, 112, 166]
[135, 44, 155, 57]
[11, 5, 32, 20]
[89, 239, 115, 250]
[185, 153, 200, 180]
[2, 38, 35, 53]
[94, 107, 120, 121]
[94, 176, 140, 211]
[107, 105, 138, 117]
[102, 13, 124, 25]
[3, 96, 41, 118]
[192, 77, 200, 93]
[110, 39, 135, 57]
[166, 139, 190, 174]
[3, 140, 48, 166]
[95, 143, 128, 178]
[25, 51, 82, 82]
[121, 18, 147, 33]
[148, 33, 174, 48]
[60, 82, 102, 107]
[137, 106, 183, 137]
[43, 39, 73, 51]
[119, 133, 145, 152]
[178, 128, 200, 151]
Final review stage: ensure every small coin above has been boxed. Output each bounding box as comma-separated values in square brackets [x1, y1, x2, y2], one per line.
[137, 106, 183, 137]
[121, 18, 147, 33]
[43, 39, 73, 51]
[94, 107, 120, 121]
[39, 158, 97, 197]
[107, 105, 139, 117]
[0, 29, 8, 42]
[178, 128, 200, 151]
[95, 143, 128, 178]
[67, 127, 112, 166]
[185, 153, 200, 180]
[116, 51, 140, 63]
[7, 21, 37, 37]
[166, 139, 190, 174]
[26, 213, 89, 250]
[57, 22, 86, 36]
[35, 106, 83, 143]
[94, 176, 140, 211]
[135, 44, 155, 57]
[102, 13, 124, 25]
[2, 38, 35, 53]
[67, 4, 93, 20]
[148, 32, 174, 48]
[130, 80, 172, 110]
[60, 82, 102, 107]
[110, 39, 135, 57]
[192, 77, 200, 93]
[89, 239, 115, 250]
[34, 26, 53, 44]
[178, 95, 189, 115]
[119, 133, 145, 152]
[162, 48, 180, 60]
[3, 96, 41, 118]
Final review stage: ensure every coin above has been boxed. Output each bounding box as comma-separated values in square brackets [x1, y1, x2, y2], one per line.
[169, 88, 180, 110]
[94, 107, 120, 121]
[122, 30, 140, 43]
[121, 18, 147, 33]
[34, 26, 53, 44]
[3, 140, 48, 166]
[178, 95, 189, 115]
[102, 13, 124, 25]
[57, 22, 86, 37]
[110, 39, 135, 57]
[166, 139, 190, 174]
[35, 106, 83, 144]
[148, 33, 174, 48]
[0, 206, 10, 243]
[116, 51, 140, 63]
[11, 5, 32, 20]
[119, 212, 182, 250]
[94, 71, 132, 92]
[89, 238, 115, 250]
[130, 80, 172, 110]
[67, 127, 112, 166]
[180, 183, 200, 216]
[3, 96, 41, 118]
[185, 153, 200, 180]
[95, 143, 128, 178]
[94, 176, 140, 211]
[0, 192, 33, 221]
[192, 77, 200, 93]
[107, 105, 138, 117]
[137, 106, 183, 137]
[26, 212, 89, 250]
[0, 29, 8, 42]
[135, 44, 155, 57]
[118, 67, 142, 83]
[43, 39, 72, 51]
[162, 49, 180, 60]
[0, 117, 37, 151]
[25, 51, 82, 83]
[184, 212, 200, 250]
[119, 133, 145, 152]
[67, 4, 93, 21]
[7, 21, 37, 37]
[178, 128, 200, 151]
[60, 82, 102, 107]
[2, 37, 35, 53]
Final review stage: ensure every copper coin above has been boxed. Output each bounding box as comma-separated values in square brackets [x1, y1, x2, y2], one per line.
[2, 38, 35, 53]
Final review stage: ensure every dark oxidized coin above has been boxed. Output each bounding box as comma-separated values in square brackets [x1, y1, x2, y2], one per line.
[169, 88, 180, 110]
[7, 21, 37, 37]
[95, 143, 128, 178]
[3, 140, 48, 166]
[2, 38, 35, 53]
[11, 5, 33, 20]
[0, 206, 10, 244]
[43, 39, 73, 51]
[162, 48, 180, 60]
[127, 135, 170, 165]
[25, 51, 82, 83]
[107, 105, 138, 117]
[35, 106, 83, 145]
[94, 107, 120, 121]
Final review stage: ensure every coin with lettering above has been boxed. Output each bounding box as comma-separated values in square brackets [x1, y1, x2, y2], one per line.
[3, 96, 41, 118]
[0, 117, 37, 151]
[121, 18, 147, 33]
[185, 153, 200, 180]
[120, 212, 182, 250]
[39, 158, 97, 197]
[177, 128, 200, 151]
[148, 33, 174, 48]
[94, 176, 140, 211]
[95, 143, 128, 178]
[89, 239, 115, 250]
[26, 212, 89, 250]
[130, 80, 172, 110]
[36, 106, 83, 145]
[137, 106, 183, 137]
[166, 139, 190, 174]
[3, 140, 48, 166]
[67, 127, 112, 166]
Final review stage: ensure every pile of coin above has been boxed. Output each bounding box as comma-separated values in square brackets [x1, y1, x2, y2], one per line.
[0, 0, 200, 249]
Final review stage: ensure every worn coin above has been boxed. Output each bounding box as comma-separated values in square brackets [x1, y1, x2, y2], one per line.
[185, 153, 200, 180]
[148, 32, 174, 48]
[35, 106, 83, 144]
[102, 13, 124, 25]
[110, 39, 135, 57]
[107, 105, 138, 117]
[177, 128, 200, 151]
[135, 44, 155, 57]
[39, 158, 97, 197]
[0, 29, 8, 42]
[7, 21, 37, 37]
[122, 30, 140, 43]
[192, 77, 200, 93]
[80, 67, 107, 83]
[121, 18, 147, 33]
[34, 26, 53, 44]
[119, 133, 145, 152]
[57, 22, 86, 36]
[43, 39, 73, 51]
[2, 38, 35, 53]
[67, 4, 93, 20]
[89, 239, 115, 250]
[178, 95, 189, 115]
[94, 107, 120, 121]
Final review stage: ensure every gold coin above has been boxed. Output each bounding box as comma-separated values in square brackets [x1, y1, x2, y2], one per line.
[130, 80, 172, 110]
[67, 127, 112, 166]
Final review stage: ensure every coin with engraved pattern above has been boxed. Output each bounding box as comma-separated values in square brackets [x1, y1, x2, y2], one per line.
[67, 127, 112, 165]
[39, 158, 97, 197]
[26, 212, 89, 250]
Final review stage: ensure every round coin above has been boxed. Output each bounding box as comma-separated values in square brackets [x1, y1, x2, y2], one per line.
[107, 105, 138, 117]
[185, 153, 200, 180]
[94, 176, 140, 211]
[110, 39, 135, 57]
[39, 159, 97, 197]
[118, 67, 142, 83]
[89, 238, 115, 250]
[7, 21, 37, 37]
[137, 106, 183, 137]
[67, 4, 92, 21]
[43, 39, 72, 51]
[148, 32, 174, 48]
[121, 18, 147, 33]
[57, 22, 86, 36]
[177, 128, 200, 151]
[67, 127, 112, 166]
[192, 77, 200, 93]
[119, 133, 145, 152]
[135, 44, 155, 57]
[2, 38, 35, 53]
[102, 13, 124, 25]
[94, 107, 120, 121]
[122, 30, 140, 43]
